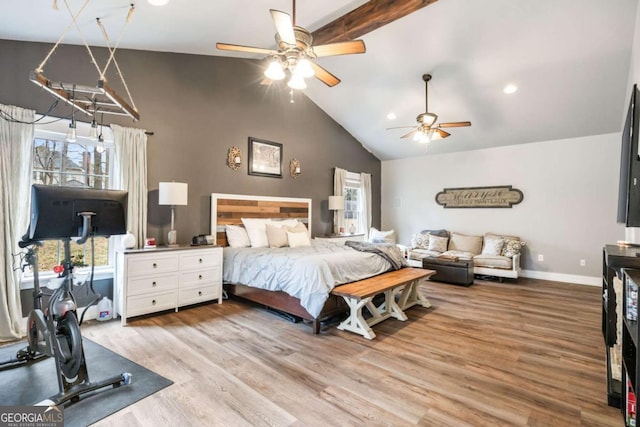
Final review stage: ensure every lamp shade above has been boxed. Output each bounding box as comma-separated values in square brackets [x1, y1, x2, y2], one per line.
[159, 182, 188, 206]
[328, 195, 344, 211]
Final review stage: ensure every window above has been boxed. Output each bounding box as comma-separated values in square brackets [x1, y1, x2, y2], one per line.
[343, 172, 362, 234]
[30, 126, 113, 274]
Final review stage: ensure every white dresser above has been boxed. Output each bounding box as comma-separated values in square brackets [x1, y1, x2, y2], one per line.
[115, 246, 223, 325]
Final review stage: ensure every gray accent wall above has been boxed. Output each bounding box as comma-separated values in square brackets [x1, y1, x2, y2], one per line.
[0, 39, 381, 244]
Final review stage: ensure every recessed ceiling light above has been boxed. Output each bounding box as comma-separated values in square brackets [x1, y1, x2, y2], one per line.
[148, 0, 169, 5]
[386, 112, 396, 120]
[503, 84, 518, 95]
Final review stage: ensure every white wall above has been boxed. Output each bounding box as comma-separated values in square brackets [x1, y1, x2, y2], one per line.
[382, 133, 625, 284]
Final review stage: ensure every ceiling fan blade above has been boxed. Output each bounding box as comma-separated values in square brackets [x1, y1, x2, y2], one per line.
[401, 129, 419, 139]
[216, 43, 277, 55]
[313, 40, 366, 57]
[435, 129, 451, 138]
[438, 121, 471, 128]
[386, 126, 415, 130]
[309, 61, 340, 87]
[270, 9, 296, 46]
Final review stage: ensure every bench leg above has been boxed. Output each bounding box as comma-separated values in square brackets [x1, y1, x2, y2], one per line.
[384, 289, 407, 322]
[398, 279, 432, 310]
[337, 296, 376, 340]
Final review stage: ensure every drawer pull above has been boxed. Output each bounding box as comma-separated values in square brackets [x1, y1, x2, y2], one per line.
[198, 291, 203, 296]
[198, 274, 203, 280]
[199, 258, 203, 263]
[152, 299, 156, 305]
[152, 263, 157, 268]
[152, 281, 157, 287]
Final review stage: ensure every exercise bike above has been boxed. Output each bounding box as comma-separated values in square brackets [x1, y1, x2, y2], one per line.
[3, 212, 131, 406]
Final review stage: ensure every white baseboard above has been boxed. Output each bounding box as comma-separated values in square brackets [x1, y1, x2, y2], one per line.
[520, 269, 600, 286]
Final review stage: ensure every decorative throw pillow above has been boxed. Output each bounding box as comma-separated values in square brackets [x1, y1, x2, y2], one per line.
[265, 223, 289, 248]
[368, 227, 397, 244]
[481, 236, 505, 256]
[271, 219, 300, 228]
[287, 222, 308, 234]
[502, 239, 525, 258]
[241, 218, 272, 248]
[287, 230, 311, 248]
[411, 231, 430, 249]
[428, 234, 448, 253]
[225, 225, 251, 248]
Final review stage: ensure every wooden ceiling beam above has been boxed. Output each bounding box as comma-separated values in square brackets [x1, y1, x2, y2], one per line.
[311, 0, 438, 45]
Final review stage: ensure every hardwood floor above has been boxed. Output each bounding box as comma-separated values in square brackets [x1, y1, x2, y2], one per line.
[79, 277, 621, 426]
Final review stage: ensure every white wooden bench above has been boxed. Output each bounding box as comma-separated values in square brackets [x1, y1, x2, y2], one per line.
[331, 267, 435, 339]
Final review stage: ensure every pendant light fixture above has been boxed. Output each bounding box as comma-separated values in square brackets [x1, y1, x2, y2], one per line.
[66, 87, 77, 143]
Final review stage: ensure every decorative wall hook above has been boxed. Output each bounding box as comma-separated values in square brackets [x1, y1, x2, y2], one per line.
[290, 158, 301, 178]
[227, 146, 242, 170]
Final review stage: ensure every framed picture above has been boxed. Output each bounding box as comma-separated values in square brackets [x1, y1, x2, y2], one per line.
[248, 137, 283, 178]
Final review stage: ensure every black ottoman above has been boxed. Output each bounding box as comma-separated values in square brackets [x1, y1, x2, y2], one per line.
[422, 257, 474, 286]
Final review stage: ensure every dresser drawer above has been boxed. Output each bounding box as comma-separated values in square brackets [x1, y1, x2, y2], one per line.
[178, 283, 221, 306]
[127, 254, 179, 276]
[179, 250, 221, 270]
[127, 273, 178, 296]
[180, 268, 221, 288]
[126, 290, 177, 318]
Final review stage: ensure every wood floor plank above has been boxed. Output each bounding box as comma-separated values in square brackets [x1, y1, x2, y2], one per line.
[71, 276, 623, 426]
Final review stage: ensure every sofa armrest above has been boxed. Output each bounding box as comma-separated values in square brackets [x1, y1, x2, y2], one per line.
[512, 253, 521, 272]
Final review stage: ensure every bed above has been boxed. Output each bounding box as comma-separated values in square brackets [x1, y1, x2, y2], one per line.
[210, 193, 399, 334]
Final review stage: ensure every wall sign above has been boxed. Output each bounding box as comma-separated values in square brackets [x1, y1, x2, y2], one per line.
[435, 185, 524, 208]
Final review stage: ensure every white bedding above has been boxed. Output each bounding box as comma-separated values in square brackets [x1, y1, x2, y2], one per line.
[223, 241, 392, 318]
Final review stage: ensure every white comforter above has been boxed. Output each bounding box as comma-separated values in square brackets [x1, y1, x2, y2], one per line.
[223, 241, 392, 318]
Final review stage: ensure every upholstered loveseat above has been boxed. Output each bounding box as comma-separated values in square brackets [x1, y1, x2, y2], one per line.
[404, 230, 524, 280]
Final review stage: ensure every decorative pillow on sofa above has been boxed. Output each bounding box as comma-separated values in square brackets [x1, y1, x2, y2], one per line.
[428, 235, 448, 253]
[411, 231, 430, 249]
[369, 227, 397, 244]
[481, 235, 505, 256]
[502, 239, 525, 258]
[448, 232, 483, 255]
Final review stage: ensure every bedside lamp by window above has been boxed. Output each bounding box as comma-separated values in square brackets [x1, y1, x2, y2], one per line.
[328, 195, 344, 235]
[159, 182, 188, 247]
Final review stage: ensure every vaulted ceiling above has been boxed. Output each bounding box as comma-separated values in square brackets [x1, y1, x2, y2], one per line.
[0, 0, 637, 160]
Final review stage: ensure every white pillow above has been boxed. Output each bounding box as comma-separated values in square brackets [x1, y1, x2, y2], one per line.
[225, 225, 251, 248]
[241, 218, 272, 248]
[368, 227, 397, 244]
[287, 230, 311, 248]
[271, 219, 300, 228]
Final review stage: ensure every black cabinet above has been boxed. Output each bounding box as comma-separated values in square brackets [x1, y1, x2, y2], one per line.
[622, 268, 640, 426]
[603, 245, 640, 408]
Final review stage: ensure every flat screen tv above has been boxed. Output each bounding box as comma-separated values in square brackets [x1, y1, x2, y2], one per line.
[29, 185, 128, 240]
[618, 84, 640, 227]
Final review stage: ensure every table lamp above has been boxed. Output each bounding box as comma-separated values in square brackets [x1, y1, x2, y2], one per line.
[159, 182, 188, 246]
[328, 195, 344, 235]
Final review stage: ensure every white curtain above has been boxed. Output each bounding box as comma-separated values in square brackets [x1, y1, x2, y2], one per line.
[0, 104, 34, 341]
[333, 167, 347, 234]
[111, 124, 148, 249]
[360, 172, 372, 239]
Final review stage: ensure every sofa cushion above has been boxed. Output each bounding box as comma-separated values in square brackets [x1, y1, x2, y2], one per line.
[428, 235, 449, 252]
[423, 229, 449, 238]
[408, 248, 441, 261]
[486, 233, 520, 243]
[474, 254, 513, 269]
[448, 232, 483, 255]
[441, 250, 475, 260]
[481, 235, 505, 256]
[502, 239, 525, 258]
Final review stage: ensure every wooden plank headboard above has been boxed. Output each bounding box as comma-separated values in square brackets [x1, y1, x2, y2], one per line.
[210, 193, 312, 246]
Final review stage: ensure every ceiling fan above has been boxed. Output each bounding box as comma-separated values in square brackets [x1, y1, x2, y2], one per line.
[215, 0, 366, 90]
[388, 74, 471, 143]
